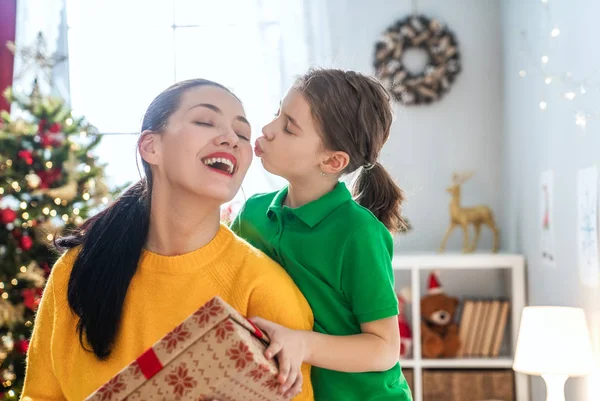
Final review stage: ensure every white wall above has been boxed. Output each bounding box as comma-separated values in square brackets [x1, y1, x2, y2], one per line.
[325, 0, 503, 252]
[502, 1, 600, 400]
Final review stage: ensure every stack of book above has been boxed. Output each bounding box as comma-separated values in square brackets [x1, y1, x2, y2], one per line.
[456, 299, 510, 357]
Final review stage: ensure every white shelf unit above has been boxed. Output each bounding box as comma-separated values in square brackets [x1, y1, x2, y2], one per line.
[392, 253, 528, 401]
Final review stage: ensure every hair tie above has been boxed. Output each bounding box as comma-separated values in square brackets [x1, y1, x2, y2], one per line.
[363, 162, 376, 171]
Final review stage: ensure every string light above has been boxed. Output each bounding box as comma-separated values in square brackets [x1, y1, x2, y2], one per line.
[10, 182, 18, 190]
[84, 165, 91, 173]
[47, 234, 54, 241]
[80, 131, 87, 138]
[46, 161, 53, 168]
[22, 212, 29, 220]
[42, 207, 50, 215]
[19, 266, 26, 273]
[11, 279, 17, 286]
[5, 160, 12, 167]
[0, 188, 4, 195]
[575, 112, 587, 128]
[19, 202, 27, 210]
[54, 198, 61, 205]
[1, 294, 7, 300]
[0, 283, 5, 290]
[73, 208, 80, 215]
[61, 200, 67, 206]
[83, 193, 90, 200]
[50, 210, 57, 217]
[65, 118, 73, 125]
[102, 197, 109, 204]
[62, 214, 69, 222]
[520, 4, 600, 127]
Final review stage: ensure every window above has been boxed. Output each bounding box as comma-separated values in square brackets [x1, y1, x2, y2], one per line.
[66, 0, 289, 195]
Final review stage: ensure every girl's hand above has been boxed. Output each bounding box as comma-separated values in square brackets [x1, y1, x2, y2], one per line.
[249, 316, 307, 398]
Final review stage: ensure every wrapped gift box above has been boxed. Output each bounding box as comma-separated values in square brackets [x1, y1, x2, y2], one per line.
[85, 296, 287, 401]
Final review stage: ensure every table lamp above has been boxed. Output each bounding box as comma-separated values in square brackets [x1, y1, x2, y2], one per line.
[513, 306, 595, 401]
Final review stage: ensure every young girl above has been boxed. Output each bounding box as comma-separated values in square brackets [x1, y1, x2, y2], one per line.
[231, 69, 412, 400]
[21, 79, 314, 400]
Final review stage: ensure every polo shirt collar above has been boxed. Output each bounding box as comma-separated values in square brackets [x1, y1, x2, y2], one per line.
[267, 182, 352, 227]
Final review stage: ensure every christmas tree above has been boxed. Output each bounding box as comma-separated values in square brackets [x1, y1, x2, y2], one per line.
[0, 34, 121, 399]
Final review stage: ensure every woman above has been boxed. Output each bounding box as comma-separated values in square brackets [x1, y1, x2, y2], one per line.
[21, 79, 314, 400]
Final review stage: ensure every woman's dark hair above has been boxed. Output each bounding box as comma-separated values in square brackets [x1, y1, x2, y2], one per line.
[293, 68, 408, 233]
[56, 79, 238, 359]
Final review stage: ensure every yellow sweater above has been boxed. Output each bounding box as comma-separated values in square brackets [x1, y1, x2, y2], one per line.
[21, 225, 314, 401]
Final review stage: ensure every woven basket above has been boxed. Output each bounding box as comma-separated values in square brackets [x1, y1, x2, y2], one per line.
[423, 370, 514, 401]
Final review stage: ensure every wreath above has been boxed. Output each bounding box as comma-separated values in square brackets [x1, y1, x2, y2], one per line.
[373, 15, 461, 106]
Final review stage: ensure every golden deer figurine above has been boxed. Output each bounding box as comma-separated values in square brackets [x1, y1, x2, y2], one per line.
[439, 172, 499, 253]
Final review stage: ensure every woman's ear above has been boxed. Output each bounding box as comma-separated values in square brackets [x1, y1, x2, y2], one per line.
[138, 130, 160, 166]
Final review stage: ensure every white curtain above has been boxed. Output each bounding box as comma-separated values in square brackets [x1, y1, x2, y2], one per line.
[14, 0, 335, 202]
[12, 0, 69, 103]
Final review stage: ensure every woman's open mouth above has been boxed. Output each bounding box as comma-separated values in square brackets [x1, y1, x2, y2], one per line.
[201, 152, 237, 177]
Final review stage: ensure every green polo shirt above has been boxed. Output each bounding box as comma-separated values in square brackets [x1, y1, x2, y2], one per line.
[231, 182, 412, 401]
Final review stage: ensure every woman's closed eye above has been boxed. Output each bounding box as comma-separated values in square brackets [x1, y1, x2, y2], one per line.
[236, 132, 251, 142]
[194, 121, 214, 127]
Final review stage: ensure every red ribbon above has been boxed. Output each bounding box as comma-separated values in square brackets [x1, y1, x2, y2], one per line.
[136, 348, 163, 379]
[246, 318, 263, 339]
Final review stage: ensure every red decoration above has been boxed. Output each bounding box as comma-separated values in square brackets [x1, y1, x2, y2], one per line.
[40, 132, 63, 148]
[49, 122, 61, 133]
[22, 288, 43, 311]
[38, 119, 46, 133]
[427, 271, 443, 295]
[0, 208, 17, 224]
[19, 234, 33, 251]
[17, 339, 29, 354]
[41, 261, 51, 275]
[136, 349, 163, 380]
[37, 168, 62, 188]
[18, 150, 33, 165]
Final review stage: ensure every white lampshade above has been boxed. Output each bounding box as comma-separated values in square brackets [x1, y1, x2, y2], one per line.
[513, 306, 595, 376]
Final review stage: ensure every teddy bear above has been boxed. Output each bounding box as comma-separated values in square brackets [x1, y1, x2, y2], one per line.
[420, 272, 460, 358]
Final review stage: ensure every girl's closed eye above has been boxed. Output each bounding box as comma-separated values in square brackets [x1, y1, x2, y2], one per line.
[194, 120, 214, 127]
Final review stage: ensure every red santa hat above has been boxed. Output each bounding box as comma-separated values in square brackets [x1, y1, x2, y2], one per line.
[427, 271, 443, 295]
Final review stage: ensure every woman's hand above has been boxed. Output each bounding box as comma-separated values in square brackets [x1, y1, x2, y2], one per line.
[249, 316, 307, 398]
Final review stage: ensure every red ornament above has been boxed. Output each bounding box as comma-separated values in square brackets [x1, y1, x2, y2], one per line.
[0, 208, 17, 224]
[17, 339, 29, 354]
[11, 228, 22, 239]
[49, 122, 61, 133]
[19, 235, 33, 251]
[37, 168, 62, 188]
[18, 150, 34, 165]
[41, 262, 51, 276]
[38, 119, 47, 133]
[427, 271, 443, 295]
[22, 288, 43, 311]
[40, 132, 64, 148]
